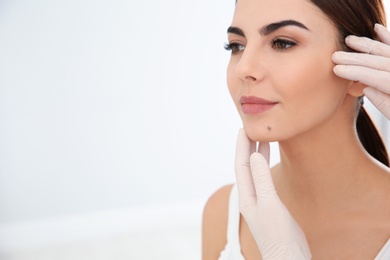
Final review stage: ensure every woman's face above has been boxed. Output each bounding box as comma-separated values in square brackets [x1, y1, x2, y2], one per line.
[227, 0, 355, 142]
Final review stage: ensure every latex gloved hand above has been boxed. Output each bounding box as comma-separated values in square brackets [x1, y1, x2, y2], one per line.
[332, 23, 390, 120]
[235, 129, 312, 260]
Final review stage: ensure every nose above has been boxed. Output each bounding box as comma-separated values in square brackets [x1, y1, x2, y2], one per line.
[235, 47, 266, 83]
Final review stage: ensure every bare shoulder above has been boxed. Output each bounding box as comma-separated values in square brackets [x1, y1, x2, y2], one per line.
[202, 184, 234, 260]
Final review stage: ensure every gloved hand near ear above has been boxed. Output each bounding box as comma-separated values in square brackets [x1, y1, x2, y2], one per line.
[332, 23, 390, 120]
[235, 129, 312, 260]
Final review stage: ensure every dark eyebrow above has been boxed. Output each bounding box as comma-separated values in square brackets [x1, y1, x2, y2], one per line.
[259, 20, 309, 36]
[227, 19, 309, 38]
[227, 26, 245, 37]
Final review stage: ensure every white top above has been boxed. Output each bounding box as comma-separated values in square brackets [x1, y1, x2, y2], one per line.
[218, 185, 390, 260]
[218, 185, 245, 260]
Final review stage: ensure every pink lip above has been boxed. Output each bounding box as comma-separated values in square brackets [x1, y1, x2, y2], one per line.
[240, 96, 278, 114]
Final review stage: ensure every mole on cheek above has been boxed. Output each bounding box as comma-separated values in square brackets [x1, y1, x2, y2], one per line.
[267, 126, 272, 131]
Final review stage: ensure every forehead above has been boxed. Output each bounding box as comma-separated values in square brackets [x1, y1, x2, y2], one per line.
[232, 0, 332, 31]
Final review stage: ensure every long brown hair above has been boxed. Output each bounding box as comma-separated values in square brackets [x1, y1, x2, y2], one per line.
[311, 0, 389, 167]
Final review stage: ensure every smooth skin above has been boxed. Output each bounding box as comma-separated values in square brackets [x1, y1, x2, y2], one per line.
[202, 0, 390, 259]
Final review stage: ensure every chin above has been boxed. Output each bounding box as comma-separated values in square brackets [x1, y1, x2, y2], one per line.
[243, 125, 278, 143]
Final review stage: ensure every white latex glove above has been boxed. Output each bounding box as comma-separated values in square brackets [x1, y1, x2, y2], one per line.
[235, 129, 312, 260]
[332, 23, 390, 120]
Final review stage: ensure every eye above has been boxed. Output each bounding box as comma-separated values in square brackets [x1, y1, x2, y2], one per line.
[271, 38, 297, 51]
[224, 42, 245, 54]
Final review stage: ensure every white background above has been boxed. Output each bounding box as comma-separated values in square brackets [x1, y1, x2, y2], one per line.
[0, 0, 238, 224]
[0, 0, 389, 259]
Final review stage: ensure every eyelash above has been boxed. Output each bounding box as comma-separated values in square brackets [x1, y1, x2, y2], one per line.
[224, 42, 245, 54]
[224, 38, 297, 54]
[271, 38, 297, 51]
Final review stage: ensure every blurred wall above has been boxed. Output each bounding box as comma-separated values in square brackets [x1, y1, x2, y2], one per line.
[0, 0, 239, 225]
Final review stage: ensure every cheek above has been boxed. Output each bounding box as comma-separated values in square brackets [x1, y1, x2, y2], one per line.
[227, 62, 239, 103]
[254, 53, 350, 141]
[277, 53, 347, 106]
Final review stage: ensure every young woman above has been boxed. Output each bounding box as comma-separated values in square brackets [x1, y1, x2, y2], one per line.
[202, 0, 390, 259]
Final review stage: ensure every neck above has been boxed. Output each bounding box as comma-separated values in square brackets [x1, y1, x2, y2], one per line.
[273, 117, 377, 214]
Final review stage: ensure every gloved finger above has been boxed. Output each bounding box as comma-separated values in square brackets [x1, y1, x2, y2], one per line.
[235, 128, 257, 213]
[249, 152, 277, 202]
[332, 51, 390, 73]
[344, 35, 390, 58]
[258, 141, 270, 165]
[375, 24, 390, 45]
[333, 65, 390, 95]
[363, 87, 390, 120]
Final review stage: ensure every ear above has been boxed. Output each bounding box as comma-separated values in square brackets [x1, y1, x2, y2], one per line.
[347, 80, 366, 97]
